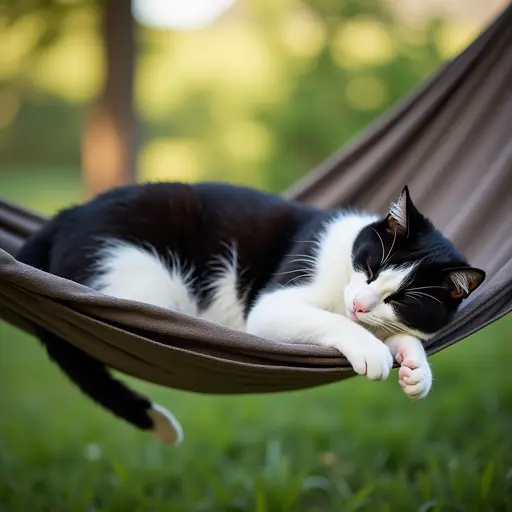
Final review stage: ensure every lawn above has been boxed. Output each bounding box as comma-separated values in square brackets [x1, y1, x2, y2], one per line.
[0, 315, 511, 511]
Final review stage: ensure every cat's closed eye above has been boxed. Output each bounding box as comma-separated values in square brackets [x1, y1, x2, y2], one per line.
[384, 294, 410, 307]
[366, 258, 374, 280]
[365, 257, 379, 284]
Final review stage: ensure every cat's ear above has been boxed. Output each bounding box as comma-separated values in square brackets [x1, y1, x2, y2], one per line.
[443, 267, 486, 299]
[386, 186, 410, 236]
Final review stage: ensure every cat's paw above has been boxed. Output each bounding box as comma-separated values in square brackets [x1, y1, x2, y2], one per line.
[338, 334, 393, 381]
[384, 334, 432, 400]
[398, 358, 432, 399]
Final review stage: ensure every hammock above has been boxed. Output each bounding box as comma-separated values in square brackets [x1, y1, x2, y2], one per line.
[0, 5, 511, 396]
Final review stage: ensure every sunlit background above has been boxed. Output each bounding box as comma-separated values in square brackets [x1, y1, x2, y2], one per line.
[0, 0, 506, 211]
[1, 1, 510, 510]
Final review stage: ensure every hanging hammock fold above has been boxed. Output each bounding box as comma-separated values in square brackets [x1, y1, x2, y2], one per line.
[0, 6, 511, 394]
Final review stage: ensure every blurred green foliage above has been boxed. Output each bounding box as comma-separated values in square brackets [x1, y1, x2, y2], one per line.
[0, 0, 481, 205]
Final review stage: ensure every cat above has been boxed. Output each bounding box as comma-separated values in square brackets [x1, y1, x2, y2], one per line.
[16, 182, 485, 444]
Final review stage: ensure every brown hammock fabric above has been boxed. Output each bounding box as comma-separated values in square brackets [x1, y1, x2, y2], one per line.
[0, 6, 511, 395]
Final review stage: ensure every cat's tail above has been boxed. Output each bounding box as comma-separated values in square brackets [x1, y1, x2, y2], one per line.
[15, 224, 183, 445]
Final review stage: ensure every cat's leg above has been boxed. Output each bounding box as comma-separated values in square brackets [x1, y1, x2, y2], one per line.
[384, 334, 432, 399]
[246, 287, 393, 380]
[70, 243, 193, 444]
[36, 326, 183, 444]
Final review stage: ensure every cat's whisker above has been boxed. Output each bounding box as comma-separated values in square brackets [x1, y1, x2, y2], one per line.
[406, 285, 448, 292]
[360, 314, 387, 329]
[379, 319, 410, 336]
[374, 317, 399, 331]
[273, 268, 311, 277]
[289, 239, 320, 245]
[365, 316, 404, 335]
[284, 274, 315, 286]
[405, 294, 422, 306]
[371, 315, 405, 332]
[284, 252, 317, 260]
[382, 228, 397, 267]
[405, 291, 443, 305]
[371, 228, 385, 266]
[286, 260, 317, 268]
[287, 257, 317, 263]
[284, 255, 317, 264]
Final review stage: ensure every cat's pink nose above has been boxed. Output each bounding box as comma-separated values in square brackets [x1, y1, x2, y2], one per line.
[353, 299, 370, 314]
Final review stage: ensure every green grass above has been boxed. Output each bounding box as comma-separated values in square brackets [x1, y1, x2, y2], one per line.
[0, 166, 82, 215]
[1, 316, 511, 511]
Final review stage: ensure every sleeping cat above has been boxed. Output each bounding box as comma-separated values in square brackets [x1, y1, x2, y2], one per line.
[16, 182, 485, 444]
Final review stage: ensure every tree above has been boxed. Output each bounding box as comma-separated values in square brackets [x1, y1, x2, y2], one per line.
[81, 0, 138, 197]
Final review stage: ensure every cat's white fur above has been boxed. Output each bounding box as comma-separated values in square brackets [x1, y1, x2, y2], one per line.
[89, 241, 198, 313]
[201, 244, 247, 332]
[88, 212, 433, 406]
[89, 240, 246, 331]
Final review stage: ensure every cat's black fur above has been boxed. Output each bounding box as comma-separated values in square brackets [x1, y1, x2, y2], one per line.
[16, 182, 484, 434]
[351, 188, 482, 334]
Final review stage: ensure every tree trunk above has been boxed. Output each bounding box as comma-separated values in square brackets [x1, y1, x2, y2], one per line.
[81, 0, 137, 198]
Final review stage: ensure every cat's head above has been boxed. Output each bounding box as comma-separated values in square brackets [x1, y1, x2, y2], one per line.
[345, 186, 485, 338]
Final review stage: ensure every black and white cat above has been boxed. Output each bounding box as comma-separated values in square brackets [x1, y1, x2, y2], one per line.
[17, 182, 485, 444]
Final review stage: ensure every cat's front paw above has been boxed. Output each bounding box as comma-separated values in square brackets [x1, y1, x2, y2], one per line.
[385, 334, 432, 400]
[398, 358, 432, 399]
[338, 334, 393, 381]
